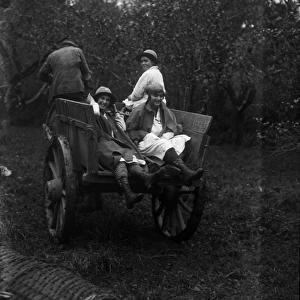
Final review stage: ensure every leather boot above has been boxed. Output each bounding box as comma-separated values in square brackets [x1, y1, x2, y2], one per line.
[127, 164, 166, 190]
[114, 162, 143, 209]
[163, 148, 203, 186]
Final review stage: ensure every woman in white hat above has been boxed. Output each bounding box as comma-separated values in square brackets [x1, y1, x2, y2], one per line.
[123, 49, 166, 111]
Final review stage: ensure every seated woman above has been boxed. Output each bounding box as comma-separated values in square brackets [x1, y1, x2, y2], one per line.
[93, 86, 165, 209]
[123, 49, 166, 111]
[126, 83, 203, 186]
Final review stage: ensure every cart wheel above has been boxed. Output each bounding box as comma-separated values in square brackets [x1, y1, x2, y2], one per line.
[152, 181, 207, 242]
[43, 135, 77, 243]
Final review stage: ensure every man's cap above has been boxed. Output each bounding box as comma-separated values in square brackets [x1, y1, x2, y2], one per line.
[60, 40, 79, 47]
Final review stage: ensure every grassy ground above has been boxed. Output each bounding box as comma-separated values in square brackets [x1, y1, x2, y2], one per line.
[0, 126, 299, 300]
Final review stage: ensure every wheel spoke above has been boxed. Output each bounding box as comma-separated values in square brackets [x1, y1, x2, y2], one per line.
[161, 208, 171, 232]
[155, 201, 165, 216]
[175, 203, 186, 231]
[162, 229, 171, 237]
[56, 201, 61, 231]
[170, 211, 177, 236]
[50, 203, 58, 229]
[48, 161, 59, 178]
[178, 197, 193, 213]
[52, 147, 59, 166]
[57, 200, 65, 231]
[52, 147, 62, 177]
[46, 199, 56, 209]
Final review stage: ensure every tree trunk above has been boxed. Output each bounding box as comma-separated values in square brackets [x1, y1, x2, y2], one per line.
[226, 84, 257, 146]
[0, 245, 118, 299]
[0, 86, 11, 145]
[0, 119, 10, 145]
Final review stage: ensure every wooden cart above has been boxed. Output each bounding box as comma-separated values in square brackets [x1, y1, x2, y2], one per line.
[43, 98, 213, 243]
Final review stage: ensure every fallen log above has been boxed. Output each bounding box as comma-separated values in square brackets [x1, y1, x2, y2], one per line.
[0, 246, 118, 300]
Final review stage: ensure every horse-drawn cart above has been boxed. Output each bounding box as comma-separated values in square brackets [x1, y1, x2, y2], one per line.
[43, 98, 212, 243]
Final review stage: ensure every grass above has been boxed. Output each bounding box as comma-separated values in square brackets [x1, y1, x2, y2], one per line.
[0, 125, 299, 299]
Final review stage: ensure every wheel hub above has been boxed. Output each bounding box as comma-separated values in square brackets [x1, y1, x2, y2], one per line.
[45, 178, 62, 202]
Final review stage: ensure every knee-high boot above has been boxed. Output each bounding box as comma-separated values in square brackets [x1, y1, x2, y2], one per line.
[163, 148, 204, 186]
[127, 164, 166, 190]
[114, 162, 143, 209]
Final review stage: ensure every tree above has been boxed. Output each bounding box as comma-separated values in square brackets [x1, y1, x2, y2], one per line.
[0, 0, 74, 121]
[1, 0, 299, 152]
[258, 0, 300, 155]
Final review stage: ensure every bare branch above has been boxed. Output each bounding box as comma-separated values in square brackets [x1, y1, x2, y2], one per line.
[9, 36, 69, 85]
[237, 88, 256, 113]
[25, 83, 48, 105]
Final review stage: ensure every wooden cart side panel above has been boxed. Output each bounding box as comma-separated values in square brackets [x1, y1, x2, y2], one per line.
[54, 98, 98, 173]
[171, 109, 212, 133]
[55, 98, 97, 127]
[170, 109, 213, 168]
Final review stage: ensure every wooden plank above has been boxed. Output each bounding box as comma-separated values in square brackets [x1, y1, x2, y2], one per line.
[81, 173, 202, 191]
[55, 98, 97, 127]
[54, 98, 98, 174]
[171, 109, 212, 134]
[170, 109, 212, 167]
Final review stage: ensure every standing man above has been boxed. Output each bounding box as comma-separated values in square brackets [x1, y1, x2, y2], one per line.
[38, 40, 91, 103]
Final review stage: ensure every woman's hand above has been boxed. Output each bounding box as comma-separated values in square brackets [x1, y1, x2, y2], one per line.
[114, 111, 126, 131]
[161, 132, 174, 140]
[143, 133, 160, 143]
[87, 93, 100, 116]
[138, 133, 160, 149]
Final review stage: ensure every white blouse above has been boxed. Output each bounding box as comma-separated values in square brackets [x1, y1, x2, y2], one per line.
[151, 109, 163, 136]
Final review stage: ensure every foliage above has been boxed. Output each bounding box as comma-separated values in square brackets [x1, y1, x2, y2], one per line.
[0, 0, 299, 150]
[117, 0, 265, 111]
[257, 99, 300, 157]
[0, 0, 80, 114]
[259, 0, 300, 154]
